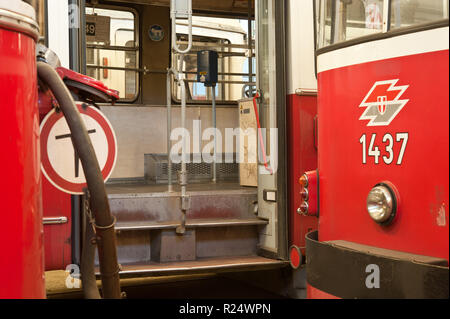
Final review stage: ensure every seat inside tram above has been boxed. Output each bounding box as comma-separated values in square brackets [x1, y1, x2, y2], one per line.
[74, 0, 286, 274]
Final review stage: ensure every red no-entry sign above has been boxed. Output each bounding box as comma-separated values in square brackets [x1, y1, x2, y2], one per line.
[40, 104, 117, 194]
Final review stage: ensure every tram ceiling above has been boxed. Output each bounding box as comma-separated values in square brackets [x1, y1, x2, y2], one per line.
[96, 0, 255, 16]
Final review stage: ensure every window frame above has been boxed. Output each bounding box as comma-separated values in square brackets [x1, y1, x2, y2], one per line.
[84, 4, 140, 103]
[170, 17, 256, 106]
[313, 0, 449, 56]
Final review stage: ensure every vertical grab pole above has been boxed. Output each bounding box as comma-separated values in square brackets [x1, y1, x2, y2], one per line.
[167, 70, 173, 192]
[176, 54, 188, 234]
[171, 0, 193, 234]
[180, 74, 187, 230]
[212, 84, 217, 183]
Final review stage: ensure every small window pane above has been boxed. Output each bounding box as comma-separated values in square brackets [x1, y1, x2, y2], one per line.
[172, 16, 255, 103]
[85, 7, 138, 101]
[315, 0, 333, 48]
[333, 0, 384, 45]
[315, 0, 384, 48]
[390, 0, 449, 29]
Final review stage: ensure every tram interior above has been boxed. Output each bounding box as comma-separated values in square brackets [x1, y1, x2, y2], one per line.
[76, 0, 287, 275]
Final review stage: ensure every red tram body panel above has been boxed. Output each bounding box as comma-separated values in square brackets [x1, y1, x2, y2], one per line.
[42, 179, 72, 270]
[287, 94, 318, 253]
[318, 48, 449, 259]
[0, 2, 45, 298]
[307, 23, 449, 298]
[285, 0, 319, 267]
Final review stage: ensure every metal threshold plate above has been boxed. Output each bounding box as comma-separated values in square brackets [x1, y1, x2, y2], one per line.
[106, 181, 257, 198]
[97, 256, 288, 278]
[115, 218, 269, 231]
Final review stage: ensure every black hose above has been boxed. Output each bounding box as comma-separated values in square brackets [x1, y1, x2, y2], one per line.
[80, 217, 101, 299]
[37, 62, 121, 299]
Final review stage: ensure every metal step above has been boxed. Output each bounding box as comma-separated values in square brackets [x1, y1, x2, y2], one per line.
[99, 256, 288, 278]
[111, 225, 263, 265]
[106, 182, 258, 224]
[115, 218, 268, 231]
[100, 182, 266, 270]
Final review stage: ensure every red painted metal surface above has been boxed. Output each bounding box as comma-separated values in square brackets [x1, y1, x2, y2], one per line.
[317, 49, 449, 261]
[286, 94, 318, 252]
[38, 74, 73, 271]
[38, 87, 57, 122]
[56, 67, 119, 100]
[0, 26, 45, 298]
[307, 284, 340, 299]
[42, 178, 72, 270]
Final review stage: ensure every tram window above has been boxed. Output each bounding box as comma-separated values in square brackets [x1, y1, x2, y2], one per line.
[33, 0, 47, 43]
[390, 0, 449, 29]
[315, 0, 385, 48]
[85, 7, 138, 101]
[315, 0, 384, 48]
[315, 0, 332, 48]
[171, 17, 255, 103]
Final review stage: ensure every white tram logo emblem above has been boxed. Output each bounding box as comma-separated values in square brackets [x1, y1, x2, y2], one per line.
[359, 79, 409, 126]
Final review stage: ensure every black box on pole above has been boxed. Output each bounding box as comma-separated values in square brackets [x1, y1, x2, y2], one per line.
[197, 50, 218, 87]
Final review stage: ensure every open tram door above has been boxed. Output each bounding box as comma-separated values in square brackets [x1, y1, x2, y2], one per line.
[252, 0, 289, 261]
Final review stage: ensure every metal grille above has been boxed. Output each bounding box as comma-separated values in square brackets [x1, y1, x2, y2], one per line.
[145, 153, 238, 183]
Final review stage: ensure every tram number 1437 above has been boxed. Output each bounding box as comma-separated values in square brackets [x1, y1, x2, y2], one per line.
[359, 133, 409, 165]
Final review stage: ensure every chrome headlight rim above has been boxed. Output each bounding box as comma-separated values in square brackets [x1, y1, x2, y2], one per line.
[299, 201, 309, 216]
[366, 182, 397, 225]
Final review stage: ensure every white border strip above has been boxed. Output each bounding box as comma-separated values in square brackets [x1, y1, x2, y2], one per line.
[318, 26, 449, 74]
[47, 0, 70, 68]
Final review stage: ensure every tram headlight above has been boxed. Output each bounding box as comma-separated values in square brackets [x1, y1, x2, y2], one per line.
[366, 184, 396, 224]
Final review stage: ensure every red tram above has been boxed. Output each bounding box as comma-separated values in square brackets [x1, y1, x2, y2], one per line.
[305, 0, 449, 299]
